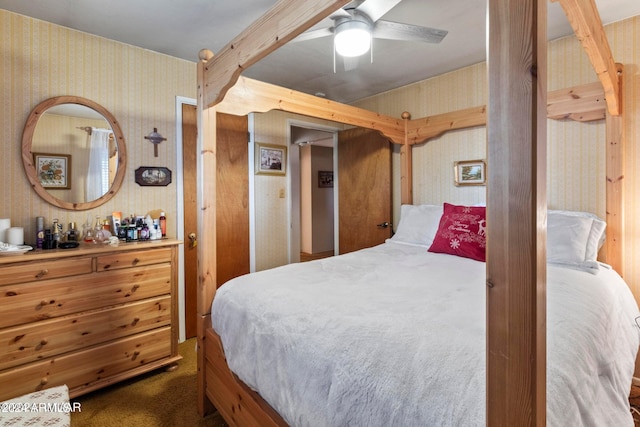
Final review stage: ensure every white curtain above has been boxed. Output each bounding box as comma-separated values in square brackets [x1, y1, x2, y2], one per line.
[86, 128, 111, 201]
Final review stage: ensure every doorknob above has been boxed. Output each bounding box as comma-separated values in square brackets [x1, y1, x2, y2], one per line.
[377, 222, 389, 229]
[188, 232, 197, 248]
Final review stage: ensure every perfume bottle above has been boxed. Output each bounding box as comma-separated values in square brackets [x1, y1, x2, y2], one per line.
[66, 222, 78, 242]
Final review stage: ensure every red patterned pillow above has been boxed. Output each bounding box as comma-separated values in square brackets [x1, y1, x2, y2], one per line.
[428, 203, 487, 262]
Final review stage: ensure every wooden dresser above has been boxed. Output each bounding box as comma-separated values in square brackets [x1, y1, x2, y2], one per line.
[0, 239, 181, 400]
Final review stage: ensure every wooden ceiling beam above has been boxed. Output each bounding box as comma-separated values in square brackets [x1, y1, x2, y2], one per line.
[551, 0, 621, 115]
[201, 0, 351, 108]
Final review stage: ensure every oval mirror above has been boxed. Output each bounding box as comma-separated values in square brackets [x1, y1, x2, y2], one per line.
[22, 96, 127, 210]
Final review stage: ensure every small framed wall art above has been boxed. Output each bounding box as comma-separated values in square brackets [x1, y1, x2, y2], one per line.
[256, 142, 287, 176]
[318, 171, 333, 188]
[135, 166, 172, 186]
[33, 153, 71, 189]
[454, 160, 486, 186]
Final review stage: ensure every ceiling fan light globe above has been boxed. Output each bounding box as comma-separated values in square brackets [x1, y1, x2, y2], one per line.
[334, 20, 371, 57]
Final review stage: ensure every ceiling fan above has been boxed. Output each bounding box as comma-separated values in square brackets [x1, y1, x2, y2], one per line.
[294, 0, 448, 69]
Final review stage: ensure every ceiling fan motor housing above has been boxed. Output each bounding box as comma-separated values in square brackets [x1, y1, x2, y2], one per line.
[334, 13, 373, 57]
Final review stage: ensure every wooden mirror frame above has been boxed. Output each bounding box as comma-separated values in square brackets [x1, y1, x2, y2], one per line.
[21, 96, 127, 210]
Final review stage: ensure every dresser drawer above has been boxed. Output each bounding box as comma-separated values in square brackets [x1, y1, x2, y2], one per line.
[0, 295, 172, 371]
[96, 247, 173, 271]
[0, 327, 172, 401]
[0, 263, 171, 328]
[0, 257, 93, 286]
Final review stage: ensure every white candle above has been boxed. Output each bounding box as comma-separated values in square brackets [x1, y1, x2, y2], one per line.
[7, 227, 24, 245]
[0, 218, 10, 243]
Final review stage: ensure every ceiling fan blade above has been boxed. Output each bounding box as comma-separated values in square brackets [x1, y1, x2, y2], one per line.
[355, 0, 402, 23]
[373, 20, 448, 43]
[292, 27, 334, 43]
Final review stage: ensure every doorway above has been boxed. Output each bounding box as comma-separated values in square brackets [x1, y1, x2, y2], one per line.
[288, 121, 340, 264]
[287, 121, 393, 264]
[292, 125, 336, 262]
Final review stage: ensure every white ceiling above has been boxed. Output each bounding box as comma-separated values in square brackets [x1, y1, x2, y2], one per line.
[2, 0, 639, 103]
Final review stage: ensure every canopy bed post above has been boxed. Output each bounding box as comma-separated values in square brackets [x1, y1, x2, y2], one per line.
[400, 111, 413, 205]
[605, 63, 625, 275]
[196, 48, 218, 417]
[486, 0, 547, 425]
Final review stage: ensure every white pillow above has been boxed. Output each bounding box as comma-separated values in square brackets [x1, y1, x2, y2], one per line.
[389, 204, 443, 247]
[547, 210, 606, 274]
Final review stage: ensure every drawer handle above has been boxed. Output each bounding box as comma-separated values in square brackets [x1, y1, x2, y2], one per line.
[40, 300, 49, 307]
[35, 269, 49, 279]
[40, 339, 48, 346]
[132, 258, 140, 265]
[40, 377, 48, 385]
[132, 285, 140, 292]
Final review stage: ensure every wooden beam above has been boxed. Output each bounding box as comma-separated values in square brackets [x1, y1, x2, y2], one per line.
[217, 76, 406, 144]
[197, 50, 218, 319]
[406, 81, 604, 146]
[196, 51, 217, 417]
[547, 81, 605, 121]
[202, 0, 351, 108]
[406, 106, 487, 145]
[605, 63, 625, 275]
[551, 0, 621, 115]
[486, 0, 547, 425]
[400, 112, 413, 205]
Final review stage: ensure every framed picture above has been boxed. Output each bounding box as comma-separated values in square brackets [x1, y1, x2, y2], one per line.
[256, 142, 287, 176]
[134, 166, 172, 186]
[454, 160, 486, 186]
[33, 153, 71, 189]
[318, 170, 333, 188]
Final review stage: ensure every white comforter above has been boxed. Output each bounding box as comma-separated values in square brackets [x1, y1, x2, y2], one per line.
[212, 242, 640, 427]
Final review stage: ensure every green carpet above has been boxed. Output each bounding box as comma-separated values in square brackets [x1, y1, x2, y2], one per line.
[71, 338, 228, 427]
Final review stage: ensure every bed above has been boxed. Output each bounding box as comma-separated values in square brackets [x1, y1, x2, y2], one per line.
[211, 204, 639, 426]
[196, 0, 631, 425]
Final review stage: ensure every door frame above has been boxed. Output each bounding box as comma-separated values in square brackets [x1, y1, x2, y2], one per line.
[286, 119, 341, 264]
[175, 96, 196, 343]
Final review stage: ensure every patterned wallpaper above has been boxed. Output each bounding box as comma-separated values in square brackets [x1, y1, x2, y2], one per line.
[0, 10, 196, 242]
[253, 110, 345, 271]
[3, 9, 640, 310]
[353, 16, 640, 306]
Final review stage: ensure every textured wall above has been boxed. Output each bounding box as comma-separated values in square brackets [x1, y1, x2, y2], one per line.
[253, 110, 344, 271]
[0, 10, 196, 242]
[353, 16, 640, 305]
[6, 9, 638, 309]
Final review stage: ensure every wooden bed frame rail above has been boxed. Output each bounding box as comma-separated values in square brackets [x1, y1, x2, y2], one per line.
[198, 315, 287, 426]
